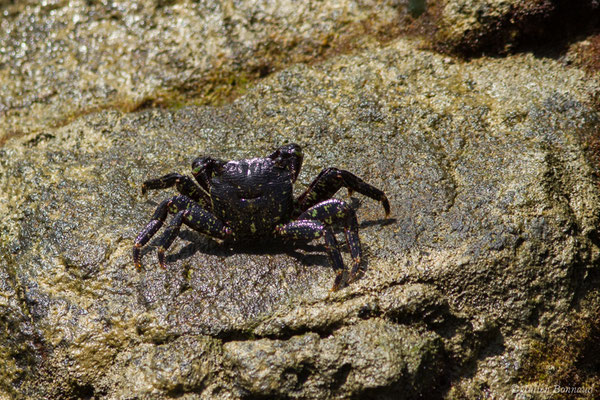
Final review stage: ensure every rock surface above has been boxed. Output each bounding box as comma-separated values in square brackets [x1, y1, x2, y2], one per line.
[0, 0, 404, 143]
[1, 1, 600, 399]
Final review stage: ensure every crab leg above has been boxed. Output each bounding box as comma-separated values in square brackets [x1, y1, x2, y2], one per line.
[298, 198, 365, 283]
[275, 220, 346, 291]
[296, 167, 390, 216]
[141, 173, 210, 208]
[133, 195, 231, 270]
[133, 197, 170, 269]
[276, 198, 364, 290]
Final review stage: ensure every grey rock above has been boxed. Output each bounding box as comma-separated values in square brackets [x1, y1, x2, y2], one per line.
[1, 4, 600, 399]
[224, 320, 444, 399]
[0, 0, 402, 142]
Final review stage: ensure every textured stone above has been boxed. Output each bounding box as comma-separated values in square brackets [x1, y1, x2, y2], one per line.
[0, 0, 402, 143]
[1, 2, 600, 399]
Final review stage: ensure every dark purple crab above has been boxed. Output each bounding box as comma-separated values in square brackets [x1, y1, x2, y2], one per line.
[133, 144, 389, 290]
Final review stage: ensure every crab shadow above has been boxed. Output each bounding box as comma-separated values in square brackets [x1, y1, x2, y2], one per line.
[140, 221, 395, 272]
[360, 217, 395, 229]
[137, 197, 395, 272]
[169, 232, 332, 269]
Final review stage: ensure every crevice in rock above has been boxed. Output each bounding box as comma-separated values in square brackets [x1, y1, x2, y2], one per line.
[0, 252, 50, 395]
[330, 363, 352, 393]
[437, 0, 600, 59]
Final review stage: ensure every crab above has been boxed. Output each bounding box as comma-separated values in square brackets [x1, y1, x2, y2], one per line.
[133, 144, 390, 290]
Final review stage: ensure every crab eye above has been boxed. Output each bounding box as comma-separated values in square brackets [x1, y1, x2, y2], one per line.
[191, 156, 210, 176]
[191, 163, 203, 176]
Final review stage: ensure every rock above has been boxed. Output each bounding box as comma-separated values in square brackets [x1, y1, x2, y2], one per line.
[434, 0, 600, 56]
[224, 320, 445, 399]
[1, 2, 600, 399]
[0, 0, 403, 143]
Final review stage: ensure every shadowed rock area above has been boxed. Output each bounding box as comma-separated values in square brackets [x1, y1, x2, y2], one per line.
[434, 0, 600, 56]
[1, 1, 600, 400]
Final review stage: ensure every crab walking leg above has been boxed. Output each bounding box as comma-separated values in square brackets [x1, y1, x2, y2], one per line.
[296, 167, 390, 216]
[275, 220, 346, 291]
[298, 199, 364, 283]
[155, 206, 232, 268]
[133, 195, 231, 270]
[141, 173, 209, 207]
[156, 211, 186, 267]
[133, 197, 171, 270]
